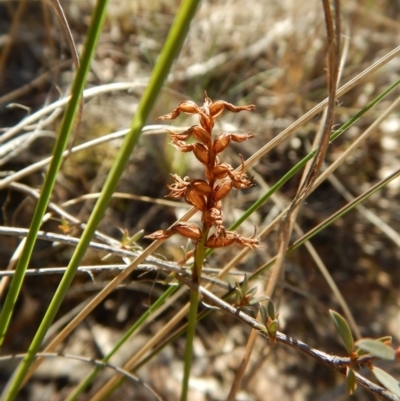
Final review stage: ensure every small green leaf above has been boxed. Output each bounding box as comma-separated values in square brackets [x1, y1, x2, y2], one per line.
[126, 229, 144, 244]
[329, 309, 354, 354]
[372, 367, 400, 397]
[356, 339, 395, 360]
[259, 305, 268, 323]
[377, 336, 392, 345]
[346, 367, 357, 395]
[355, 347, 369, 357]
[121, 229, 129, 244]
[267, 319, 278, 336]
[247, 287, 257, 297]
[242, 274, 249, 294]
[267, 299, 275, 319]
[249, 296, 269, 305]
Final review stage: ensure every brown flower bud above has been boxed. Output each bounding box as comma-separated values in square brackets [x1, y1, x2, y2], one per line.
[212, 163, 231, 180]
[158, 101, 201, 120]
[193, 143, 209, 164]
[231, 132, 255, 142]
[209, 100, 256, 119]
[208, 101, 226, 119]
[213, 133, 231, 154]
[191, 125, 211, 144]
[200, 114, 213, 133]
[173, 222, 202, 240]
[191, 180, 212, 196]
[178, 101, 201, 114]
[213, 179, 233, 201]
[185, 188, 207, 211]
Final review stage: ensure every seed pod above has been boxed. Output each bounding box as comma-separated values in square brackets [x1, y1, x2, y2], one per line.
[178, 101, 201, 114]
[191, 125, 211, 144]
[212, 163, 231, 179]
[200, 114, 213, 133]
[173, 222, 202, 240]
[191, 180, 212, 196]
[193, 143, 209, 164]
[213, 179, 233, 201]
[185, 188, 207, 211]
[213, 133, 231, 154]
[209, 101, 226, 119]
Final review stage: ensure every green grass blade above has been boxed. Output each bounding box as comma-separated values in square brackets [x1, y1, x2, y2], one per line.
[0, 0, 107, 353]
[1, 0, 200, 400]
[0, 1, 110, 399]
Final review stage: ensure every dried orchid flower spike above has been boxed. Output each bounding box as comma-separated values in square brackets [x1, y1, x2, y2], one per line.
[146, 92, 260, 269]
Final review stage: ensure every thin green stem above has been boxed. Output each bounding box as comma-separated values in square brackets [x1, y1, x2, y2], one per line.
[181, 228, 208, 401]
[180, 290, 200, 401]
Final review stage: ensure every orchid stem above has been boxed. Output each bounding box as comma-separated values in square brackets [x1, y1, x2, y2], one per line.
[180, 228, 208, 401]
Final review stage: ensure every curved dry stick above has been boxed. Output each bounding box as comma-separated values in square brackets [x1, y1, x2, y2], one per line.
[228, 2, 342, 399]
[0, 125, 183, 189]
